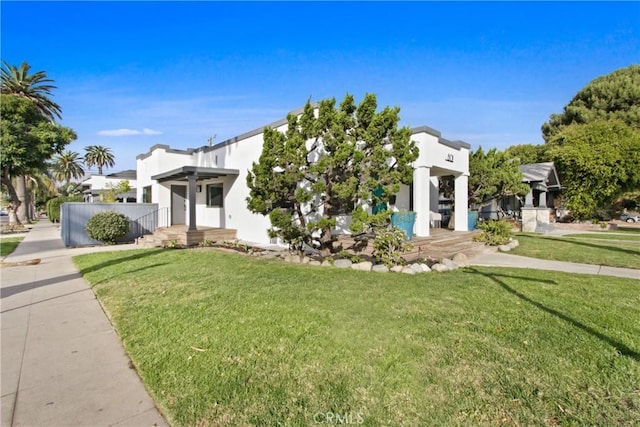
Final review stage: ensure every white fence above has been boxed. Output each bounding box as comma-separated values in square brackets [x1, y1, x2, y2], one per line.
[60, 203, 164, 247]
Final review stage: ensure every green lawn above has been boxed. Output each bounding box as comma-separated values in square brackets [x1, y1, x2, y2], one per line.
[564, 233, 640, 242]
[511, 233, 640, 269]
[74, 249, 640, 427]
[0, 236, 23, 257]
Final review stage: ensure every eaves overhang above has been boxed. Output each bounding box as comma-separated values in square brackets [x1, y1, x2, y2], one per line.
[151, 166, 240, 182]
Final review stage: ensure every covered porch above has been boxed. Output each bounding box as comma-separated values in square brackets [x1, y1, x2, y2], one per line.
[152, 165, 240, 233]
[403, 165, 469, 238]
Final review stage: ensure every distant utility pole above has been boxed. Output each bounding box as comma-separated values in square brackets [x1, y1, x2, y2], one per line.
[208, 134, 217, 147]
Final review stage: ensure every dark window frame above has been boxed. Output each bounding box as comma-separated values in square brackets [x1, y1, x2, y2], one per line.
[142, 186, 152, 203]
[206, 183, 224, 208]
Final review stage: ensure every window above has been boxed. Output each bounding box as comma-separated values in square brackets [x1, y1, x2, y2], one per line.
[206, 183, 224, 207]
[142, 186, 152, 203]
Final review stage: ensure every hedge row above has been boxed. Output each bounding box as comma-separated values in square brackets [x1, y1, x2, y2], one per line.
[46, 196, 82, 223]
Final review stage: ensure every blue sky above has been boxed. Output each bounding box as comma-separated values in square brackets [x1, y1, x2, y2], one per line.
[2, 1, 638, 174]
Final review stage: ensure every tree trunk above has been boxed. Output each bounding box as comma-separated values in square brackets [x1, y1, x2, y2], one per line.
[25, 186, 34, 221]
[1, 171, 22, 227]
[28, 188, 37, 220]
[16, 175, 28, 224]
[319, 200, 334, 256]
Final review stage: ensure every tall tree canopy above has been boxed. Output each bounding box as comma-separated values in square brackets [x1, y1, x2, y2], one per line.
[548, 120, 640, 219]
[539, 65, 640, 219]
[246, 93, 419, 255]
[503, 144, 549, 165]
[542, 64, 640, 142]
[1, 95, 76, 224]
[1, 60, 62, 121]
[84, 145, 115, 175]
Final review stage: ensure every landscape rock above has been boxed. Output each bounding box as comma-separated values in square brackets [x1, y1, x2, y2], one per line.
[508, 239, 519, 249]
[334, 259, 353, 269]
[431, 263, 449, 272]
[452, 252, 470, 267]
[441, 258, 459, 270]
[372, 264, 389, 273]
[309, 260, 322, 266]
[419, 263, 431, 272]
[498, 245, 512, 252]
[390, 265, 404, 273]
[321, 260, 333, 267]
[409, 263, 424, 273]
[261, 251, 278, 260]
[351, 261, 373, 271]
[401, 267, 417, 275]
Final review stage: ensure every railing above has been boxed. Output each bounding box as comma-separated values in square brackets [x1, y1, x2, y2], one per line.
[128, 207, 170, 239]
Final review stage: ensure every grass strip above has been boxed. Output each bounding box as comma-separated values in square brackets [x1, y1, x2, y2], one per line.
[0, 236, 23, 257]
[512, 233, 640, 269]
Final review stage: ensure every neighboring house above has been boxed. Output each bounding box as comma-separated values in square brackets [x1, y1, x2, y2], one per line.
[480, 162, 562, 220]
[81, 170, 138, 203]
[136, 107, 471, 246]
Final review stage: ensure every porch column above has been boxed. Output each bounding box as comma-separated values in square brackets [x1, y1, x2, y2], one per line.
[454, 174, 469, 232]
[413, 166, 431, 237]
[538, 190, 547, 207]
[524, 189, 534, 207]
[187, 173, 197, 231]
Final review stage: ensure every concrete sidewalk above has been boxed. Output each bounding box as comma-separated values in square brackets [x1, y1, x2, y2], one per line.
[1, 220, 167, 426]
[470, 251, 639, 280]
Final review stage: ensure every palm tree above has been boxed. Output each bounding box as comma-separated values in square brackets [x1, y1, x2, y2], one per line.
[84, 145, 115, 175]
[51, 151, 85, 184]
[1, 60, 62, 121]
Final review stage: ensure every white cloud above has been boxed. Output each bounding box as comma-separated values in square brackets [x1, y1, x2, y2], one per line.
[96, 128, 163, 136]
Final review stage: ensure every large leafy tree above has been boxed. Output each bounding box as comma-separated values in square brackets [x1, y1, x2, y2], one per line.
[540, 65, 640, 218]
[247, 93, 419, 255]
[468, 147, 530, 210]
[1, 60, 64, 223]
[1, 95, 76, 225]
[51, 151, 85, 184]
[548, 120, 640, 219]
[84, 145, 115, 175]
[503, 144, 549, 165]
[541, 64, 640, 142]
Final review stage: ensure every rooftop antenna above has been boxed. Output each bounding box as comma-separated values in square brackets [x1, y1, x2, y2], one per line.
[208, 134, 217, 147]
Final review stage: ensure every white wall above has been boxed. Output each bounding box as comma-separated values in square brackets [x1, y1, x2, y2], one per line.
[412, 131, 469, 174]
[136, 147, 195, 203]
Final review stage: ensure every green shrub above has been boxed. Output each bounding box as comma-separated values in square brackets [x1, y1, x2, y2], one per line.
[372, 226, 413, 267]
[85, 211, 130, 245]
[473, 220, 513, 246]
[46, 196, 82, 223]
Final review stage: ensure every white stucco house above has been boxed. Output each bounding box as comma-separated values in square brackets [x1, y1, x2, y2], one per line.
[81, 170, 137, 203]
[136, 107, 470, 246]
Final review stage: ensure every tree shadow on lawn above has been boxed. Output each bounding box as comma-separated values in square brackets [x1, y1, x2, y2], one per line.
[75, 248, 164, 276]
[89, 263, 169, 286]
[466, 268, 640, 361]
[519, 234, 640, 257]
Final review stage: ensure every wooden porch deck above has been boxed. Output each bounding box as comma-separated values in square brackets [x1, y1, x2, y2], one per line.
[138, 225, 237, 247]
